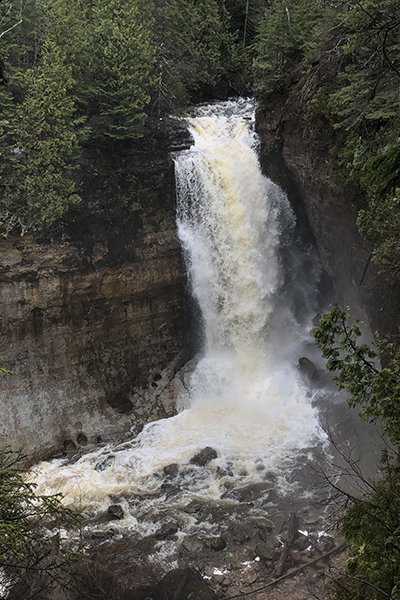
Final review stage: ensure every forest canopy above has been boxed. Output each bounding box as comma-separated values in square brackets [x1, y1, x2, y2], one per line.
[254, 0, 400, 281]
[1, 0, 399, 273]
[0, 0, 248, 231]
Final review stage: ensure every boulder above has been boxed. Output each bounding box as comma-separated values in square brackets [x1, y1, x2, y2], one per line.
[254, 543, 273, 561]
[77, 432, 88, 446]
[155, 522, 178, 540]
[320, 535, 335, 553]
[293, 532, 310, 551]
[63, 439, 76, 451]
[163, 463, 179, 478]
[160, 483, 181, 499]
[107, 504, 124, 520]
[298, 357, 320, 383]
[211, 536, 227, 551]
[95, 455, 115, 472]
[190, 447, 217, 467]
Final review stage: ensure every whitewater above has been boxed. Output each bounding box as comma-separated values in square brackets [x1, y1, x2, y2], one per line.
[31, 99, 325, 538]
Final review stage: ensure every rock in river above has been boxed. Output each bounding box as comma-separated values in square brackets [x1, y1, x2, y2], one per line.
[190, 447, 218, 467]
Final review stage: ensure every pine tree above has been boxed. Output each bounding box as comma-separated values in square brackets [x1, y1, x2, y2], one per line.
[1, 39, 82, 230]
[88, 0, 156, 140]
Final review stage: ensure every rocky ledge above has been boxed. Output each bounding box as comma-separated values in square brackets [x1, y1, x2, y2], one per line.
[0, 138, 191, 462]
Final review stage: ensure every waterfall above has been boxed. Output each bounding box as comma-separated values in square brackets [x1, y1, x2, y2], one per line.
[30, 99, 324, 537]
[174, 99, 299, 408]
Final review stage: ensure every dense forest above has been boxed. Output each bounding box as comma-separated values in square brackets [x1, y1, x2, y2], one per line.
[1, 0, 399, 282]
[0, 0, 252, 231]
[254, 0, 400, 283]
[1, 1, 400, 599]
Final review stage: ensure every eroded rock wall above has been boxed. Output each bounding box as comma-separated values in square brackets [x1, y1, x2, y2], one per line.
[0, 140, 188, 461]
[256, 94, 400, 336]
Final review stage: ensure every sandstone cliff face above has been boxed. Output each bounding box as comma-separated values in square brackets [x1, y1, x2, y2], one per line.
[256, 93, 400, 337]
[0, 138, 188, 461]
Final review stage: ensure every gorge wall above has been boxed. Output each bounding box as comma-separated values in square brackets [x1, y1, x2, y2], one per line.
[0, 131, 190, 462]
[2, 93, 399, 463]
[256, 90, 400, 339]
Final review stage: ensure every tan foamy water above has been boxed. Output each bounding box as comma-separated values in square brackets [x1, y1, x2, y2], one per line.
[31, 99, 324, 533]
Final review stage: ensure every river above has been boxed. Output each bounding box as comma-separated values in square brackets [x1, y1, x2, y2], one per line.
[29, 99, 368, 594]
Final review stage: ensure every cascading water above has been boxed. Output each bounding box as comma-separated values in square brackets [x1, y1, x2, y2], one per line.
[31, 99, 328, 562]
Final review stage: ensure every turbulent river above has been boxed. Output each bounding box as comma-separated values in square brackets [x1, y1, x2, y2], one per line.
[31, 99, 344, 582]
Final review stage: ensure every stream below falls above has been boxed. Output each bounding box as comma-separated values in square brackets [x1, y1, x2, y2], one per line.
[29, 99, 382, 596]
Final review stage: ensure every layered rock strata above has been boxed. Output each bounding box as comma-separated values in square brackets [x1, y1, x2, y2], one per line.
[0, 141, 188, 461]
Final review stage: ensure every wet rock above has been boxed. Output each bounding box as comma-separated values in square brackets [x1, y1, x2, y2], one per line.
[68, 451, 83, 464]
[77, 432, 88, 446]
[211, 535, 227, 551]
[160, 483, 181, 498]
[163, 463, 179, 478]
[108, 494, 121, 504]
[95, 455, 115, 472]
[293, 533, 310, 551]
[106, 394, 133, 414]
[130, 423, 144, 437]
[254, 517, 273, 533]
[216, 465, 234, 478]
[298, 357, 320, 383]
[190, 447, 217, 467]
[313, 313, 323, 326]
[235, 482, 270, 503]
[63, 439, 76, 451]
[107, 504, 124, 520]
[184, 501, 203, 514]
[92, 530, 114, 540]
[155, 522, 178, 539]
[254, 542, 273, 561]
[182, 536, 204, 554]
[166, 117, 195, 152]
[321, 535, 335, 553]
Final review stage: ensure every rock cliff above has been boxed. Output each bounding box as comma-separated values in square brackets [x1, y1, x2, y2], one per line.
[256, 91, 400, 337]
[0, 133, 190, 461]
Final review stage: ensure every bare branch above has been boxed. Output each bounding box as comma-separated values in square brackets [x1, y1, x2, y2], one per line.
[0, 18, 22, 39]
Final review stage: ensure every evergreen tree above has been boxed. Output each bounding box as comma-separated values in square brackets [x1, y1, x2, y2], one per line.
[1, 39, 82, 230]
[0, 446, 80, 599]
[314, 306, 400, 600]
[88, 0, 156, 140]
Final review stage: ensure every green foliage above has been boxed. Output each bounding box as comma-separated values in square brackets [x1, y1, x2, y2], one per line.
[153, 0, 241, 114]
[314, 305, 400, 444]
[332, 452, 400, 600]
[314, 306, 400, 600]
[0, 446, 81, 599]
[253, 0, 297, 95]
[0, 0, 250, 232]
[1, 39, 82, 231]
[253, 0, 337, 96]
[357, 187, 400, 282]
[254, 0, 400, 280]
[88, 0, 156, 140]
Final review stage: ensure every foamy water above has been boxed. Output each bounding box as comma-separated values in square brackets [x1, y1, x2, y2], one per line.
[31, 99, 324, 534]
